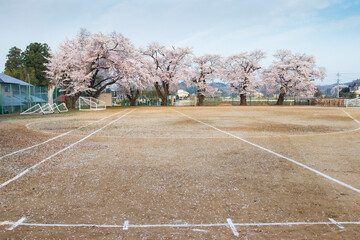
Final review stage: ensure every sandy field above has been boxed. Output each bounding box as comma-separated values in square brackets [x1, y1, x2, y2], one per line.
[0, 106, 360, 239]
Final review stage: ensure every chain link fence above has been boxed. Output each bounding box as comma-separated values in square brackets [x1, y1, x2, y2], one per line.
[1, 85, 351, 114]
[127, 96, 349, 107]
[0, 83, 64, 114]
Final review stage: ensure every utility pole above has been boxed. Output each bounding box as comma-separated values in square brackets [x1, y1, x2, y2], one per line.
[336, 72, 340, 98]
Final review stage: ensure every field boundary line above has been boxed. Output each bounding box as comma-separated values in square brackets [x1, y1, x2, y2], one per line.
[172, 109, 360, 194]
[0, 110, 127, 160]
[123, 220, 129, 230]
[329, 218, 345, 229]
[6, 217, 26, 230]
[247, 126, 360, 138]
[251, 110, 360, 138]
[94, 136, 231, 139]
[343, 109, 360, 124]
[1, 219, 359, 230]
[0, 109, 135, 189]
[227, 218, 239, 236]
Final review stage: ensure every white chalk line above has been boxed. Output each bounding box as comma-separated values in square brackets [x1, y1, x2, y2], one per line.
[123, 220, 129, 230]
[192, 229, 208, 232]
[227, 218, 239, 236]
[94, 136, 231, 139]
[0, 109, 135, 189]
[0, 110, 127, 160]
[288, 109, 360, 137]
[229, 126, 360, 139]
[1, 220, 359, 230]
[172, 109, 360, 194]
[91, 118, 360, 139]
[7, 217, 26, 230]
[136, 108, 360, 140]
[343, 109, 360, 125]
[329, 218, 345, 229]
[249, 109, 360, 138]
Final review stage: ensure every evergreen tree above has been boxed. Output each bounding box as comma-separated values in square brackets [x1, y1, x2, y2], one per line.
[23, 43, 51, 86]
[4, 47, 24, 79]
[4, 43, 50, 86]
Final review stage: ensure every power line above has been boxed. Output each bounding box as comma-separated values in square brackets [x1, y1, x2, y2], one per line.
[337, 73, 360, 74]
[327, 72, 360, 75]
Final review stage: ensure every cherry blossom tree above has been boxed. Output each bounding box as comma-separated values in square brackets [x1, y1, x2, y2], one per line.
[46, 51, 63, 105]
[262, 50, 326, 105]
[222, 50, 266, 105]
[143, 43, 192, 106]
[331, 84, 347, 97]
[46, 30, 136, 108]
[188, 54, 222, 106]
[113, 50, 155, 106]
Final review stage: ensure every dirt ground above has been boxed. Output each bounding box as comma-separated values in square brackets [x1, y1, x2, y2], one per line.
[0, 106, 360, 239]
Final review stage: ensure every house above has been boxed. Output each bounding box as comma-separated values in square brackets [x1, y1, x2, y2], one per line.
[349, 79, 360, 97]
[176, 89, 190, 99]
[252, 91, 264, 98]
[0, 73, 47, 114]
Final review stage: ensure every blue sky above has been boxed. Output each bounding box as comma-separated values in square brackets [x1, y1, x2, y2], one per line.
[0, 0, 359, 85]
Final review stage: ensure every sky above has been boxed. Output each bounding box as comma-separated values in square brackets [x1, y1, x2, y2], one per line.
[0, 0, 359, 85]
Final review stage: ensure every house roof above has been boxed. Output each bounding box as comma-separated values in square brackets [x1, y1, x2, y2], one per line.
[0, 73, 33, 86]
[177, 90, 190, 98]
[349, 79, 360, 88]
[0, 95, 26, 107]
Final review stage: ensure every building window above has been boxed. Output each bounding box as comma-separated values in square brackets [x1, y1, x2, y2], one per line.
[4, 85, 10, 93]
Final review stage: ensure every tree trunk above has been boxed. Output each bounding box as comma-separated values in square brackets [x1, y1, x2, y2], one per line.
[154, 82, 168, 106]
[92, 80, 116, 98]
[130, 98, 137, 106]
[47, 84, 56, 105]
[276, 89, 286, 105]
[160, 95, 168, 106]
[198, 94, 205, 106]
[127, 90, 140, 106]
[197, 86, 205, 106]
[65, 93, 81, 109]
[162, 82, 169, 106]
[240, 93, 247, 105]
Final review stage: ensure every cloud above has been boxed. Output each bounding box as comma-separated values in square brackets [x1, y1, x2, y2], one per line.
[0, 0, 358, 85]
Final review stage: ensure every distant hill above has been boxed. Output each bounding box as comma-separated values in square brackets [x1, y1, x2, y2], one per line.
[169, 81, 357, 97]
[176, 81, 231, 95]
[316, 82, 351, 95]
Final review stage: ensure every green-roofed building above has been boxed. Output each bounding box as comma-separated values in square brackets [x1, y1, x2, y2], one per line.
[0, 73, 47, 114]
